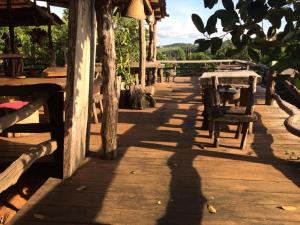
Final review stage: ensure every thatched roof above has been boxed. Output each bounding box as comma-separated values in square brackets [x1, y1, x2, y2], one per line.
[0, 0, 63, 27]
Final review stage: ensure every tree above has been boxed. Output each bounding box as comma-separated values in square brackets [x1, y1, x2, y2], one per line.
[113, 9, 139, 84]
[192, 0, 300, 73]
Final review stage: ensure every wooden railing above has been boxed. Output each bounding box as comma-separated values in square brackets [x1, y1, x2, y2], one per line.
[274, 93, 300, 137]
[0, 83, 64, 194]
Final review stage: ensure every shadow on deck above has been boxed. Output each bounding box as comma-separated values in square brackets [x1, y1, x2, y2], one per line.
[3, 77, 300, 225]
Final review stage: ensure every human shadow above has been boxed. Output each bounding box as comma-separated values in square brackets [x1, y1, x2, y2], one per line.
[7, 76, 206, 225]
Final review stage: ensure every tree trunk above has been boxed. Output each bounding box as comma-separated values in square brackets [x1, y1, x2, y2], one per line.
[147, 23, 154, 61]
[95, 0, 118, 160]
[153, 21, 157, 61]
[139, 20, 146, 89]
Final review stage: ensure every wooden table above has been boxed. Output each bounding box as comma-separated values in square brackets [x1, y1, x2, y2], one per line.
[0, 77, 66, 88]
[130, 61, 165, 84]
[199, 70, 261, 129]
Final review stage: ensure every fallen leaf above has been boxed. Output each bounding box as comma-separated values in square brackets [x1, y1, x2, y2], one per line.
[0, 216, 5, 224]
[76, 186, 87, 191]
[289, 155, 299, 160]
[207, 204, 217, 214]
[33, 214, 45, 220]
[280, 205, 297, 211]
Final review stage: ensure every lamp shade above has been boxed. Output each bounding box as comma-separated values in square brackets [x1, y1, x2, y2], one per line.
[126, 0, 146, 20]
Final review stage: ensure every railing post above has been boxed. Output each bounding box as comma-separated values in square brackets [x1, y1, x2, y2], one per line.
[265, 70, 276, 105]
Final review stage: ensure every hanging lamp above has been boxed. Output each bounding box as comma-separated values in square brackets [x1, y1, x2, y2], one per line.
[126, 0, 146, 20]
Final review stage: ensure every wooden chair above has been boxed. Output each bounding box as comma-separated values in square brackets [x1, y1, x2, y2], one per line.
[209, 76, 257, 149]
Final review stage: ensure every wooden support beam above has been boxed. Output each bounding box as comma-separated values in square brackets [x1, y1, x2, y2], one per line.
[64, 0, 95, 177]
[95, 0, 119, 159]
[139, 20, 146, 88]
[0, 140, 57, 194]
[0, 94, 49, 133]
[47, 1, 56, 67]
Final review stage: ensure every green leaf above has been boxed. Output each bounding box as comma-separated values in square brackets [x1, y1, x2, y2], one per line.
[204, 0, 218, 9]
[211, 37, 223, 54]
[191, 14, 205, 33]
[267, 9, 283, 29]
[205, 15, 218, 35]
[214, 10, 238, 30]
[222, 0, 234, 11]
[248, 1, 269, 21]
[268, 0, 287, 8]
[267, 26, 276, 39]
[248, 47, 260, 62]
[247, 25, 265, 38]
[194, 39, 212, 52]
[225, 48, 241, 57]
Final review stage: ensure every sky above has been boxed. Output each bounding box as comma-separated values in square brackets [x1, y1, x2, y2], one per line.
[36, 0, 237, 46]
[36, 0, 224, 46]
[157, 0, 223, 46]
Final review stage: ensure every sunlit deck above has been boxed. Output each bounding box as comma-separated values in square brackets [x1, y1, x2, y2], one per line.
[4, 77, 300, 225]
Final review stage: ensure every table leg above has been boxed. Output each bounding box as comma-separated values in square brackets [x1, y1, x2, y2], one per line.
[201, 88, 212, 130]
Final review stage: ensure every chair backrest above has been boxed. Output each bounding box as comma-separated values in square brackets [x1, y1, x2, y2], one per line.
[211, 76, 220, 106]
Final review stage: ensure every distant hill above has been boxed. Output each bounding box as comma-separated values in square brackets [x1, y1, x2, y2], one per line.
[158, 43, 197, 52]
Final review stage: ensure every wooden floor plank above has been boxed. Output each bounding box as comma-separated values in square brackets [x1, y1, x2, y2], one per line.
[4, 77, 300, 225]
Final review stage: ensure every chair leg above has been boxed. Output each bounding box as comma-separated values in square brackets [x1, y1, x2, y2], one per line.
[214, 122, 220, 147]
[92, 102, 99, 124]
[248, 122, 253, 134]
[240, 122, 249, 150]
[209, 120, 214, 138]
[235, 123, 242, 139]
[99, 99, 104, 117]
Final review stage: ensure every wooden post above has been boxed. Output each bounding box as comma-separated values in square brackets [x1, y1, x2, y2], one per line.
[7, 0, 16, 77]
[152, 20, 158, 84]
[139, 20, 146, 89]
[147, 21, 154, 61]
[153, 21, 157, 61]
[265, 70, 275, 105]
[86, 0, 97, 155]
[47, 1, 56, 67]
[95, 0, 118, 159]
[64, 0, 95, 177]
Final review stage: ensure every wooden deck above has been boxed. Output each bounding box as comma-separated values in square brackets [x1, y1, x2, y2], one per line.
[4, 77, 300, 225]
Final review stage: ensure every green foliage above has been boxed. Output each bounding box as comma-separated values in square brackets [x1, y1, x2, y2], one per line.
[192, 0, 300, 73]
[0, 10, 69, 68]
[113, 10, 139, 85]
[157, 45, 187, 60]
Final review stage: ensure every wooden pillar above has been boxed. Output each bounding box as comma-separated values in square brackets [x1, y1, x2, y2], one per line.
[64, 0, 95, 177]
[139, 20, 146, 89]
[95, 0, 118, 159]
[7, 0, 16, 77]
[153, 21, 157, 61]
[147, 22, 154, 61]
[47, 2, 56, 67]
